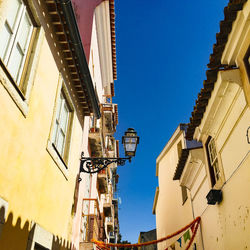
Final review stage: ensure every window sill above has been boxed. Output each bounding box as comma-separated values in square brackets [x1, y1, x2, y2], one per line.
[46, 139, 69, 180]
[0, 65, 28, 117]
[0, 28, 44, 118]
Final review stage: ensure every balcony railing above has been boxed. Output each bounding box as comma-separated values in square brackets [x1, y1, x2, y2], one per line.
[101, 103, 118, 135]
[106, 216, 114, 232]
[103, 194, 113, 217]
[81, 199, 103, 242]
[97, 169, 108, 194]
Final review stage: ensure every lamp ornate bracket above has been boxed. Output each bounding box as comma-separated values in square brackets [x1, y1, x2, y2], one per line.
[79, 152, 131, 174]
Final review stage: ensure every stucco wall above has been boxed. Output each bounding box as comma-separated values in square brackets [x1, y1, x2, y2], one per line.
[198, 94, 250, 249]
[155, 129, 194, 249]
[0, 34, 82, 249]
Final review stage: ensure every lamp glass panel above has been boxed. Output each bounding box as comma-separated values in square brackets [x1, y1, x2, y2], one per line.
[124, 138, 137, 153]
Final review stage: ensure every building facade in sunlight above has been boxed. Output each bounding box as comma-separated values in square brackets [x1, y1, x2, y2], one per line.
[0, 0, 119, 249]
[153, 124, 202, 249]
[70, 0, 120, 249]
[153, 0, 250, 249]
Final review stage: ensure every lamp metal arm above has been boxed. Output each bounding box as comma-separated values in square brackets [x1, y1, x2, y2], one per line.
[79, 152, 131, 174]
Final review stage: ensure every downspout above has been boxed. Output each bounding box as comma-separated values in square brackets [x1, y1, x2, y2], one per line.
[56, 0, 101, 119]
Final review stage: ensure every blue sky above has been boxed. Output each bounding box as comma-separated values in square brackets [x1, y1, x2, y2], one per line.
[113, 0, 228, 243]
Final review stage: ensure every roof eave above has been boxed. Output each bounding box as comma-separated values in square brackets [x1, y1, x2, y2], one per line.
[56, 0, 101, 118]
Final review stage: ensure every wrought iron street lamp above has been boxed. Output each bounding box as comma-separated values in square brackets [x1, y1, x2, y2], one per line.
[80, 128, 139, 174]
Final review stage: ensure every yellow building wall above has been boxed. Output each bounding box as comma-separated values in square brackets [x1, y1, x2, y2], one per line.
[0, 33, 82, 249]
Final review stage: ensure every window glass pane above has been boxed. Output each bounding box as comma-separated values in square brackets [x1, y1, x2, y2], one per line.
[56, 129, 65, 156]
[55, 95, 63, 121]
[7, 43, 24, 81]
[60, 103, 69, 132]
[125, 143, 136, 152]
[213, 160, 220, 181]
[52, 121, 59, 145]
[6, 0, 21, 29]
[208, 139, 217, 163]
[18, 13, 32, 51]
[52, 89, 72, 159]
[125, 138, 136, 144]
[0, 23, 12, 59]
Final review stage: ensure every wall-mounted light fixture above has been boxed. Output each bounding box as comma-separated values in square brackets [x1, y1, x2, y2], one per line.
[206, 189, 222, 205]
[80, 128, 139, 174]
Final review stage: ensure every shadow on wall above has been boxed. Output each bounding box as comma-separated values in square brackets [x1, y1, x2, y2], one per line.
[0, 206, 76, 250]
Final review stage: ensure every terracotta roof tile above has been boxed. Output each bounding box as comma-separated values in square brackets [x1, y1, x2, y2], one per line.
[186, 0, 247, 140]
[109, 0, 117, 80]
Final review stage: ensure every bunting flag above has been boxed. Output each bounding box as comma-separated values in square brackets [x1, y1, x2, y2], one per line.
[170, 243, 175, 250]
[177, 237, 182, 247]
[183, 230, 191, 243]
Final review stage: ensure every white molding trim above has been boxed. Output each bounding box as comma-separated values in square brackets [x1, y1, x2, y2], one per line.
[0, 69, 28, 116]
[46, 139, 69, 180]
[195, 69, 243, 141]
[0, 197, 8, 236]
[156, 126, 184, 176]
[152, 187, 159, 215]
[27, 223, 53, 250]
[180, 148, 205, 190]
[95, 1, 113, 95]
[221, 1, 250, 65]
[0, 27, 44, 117]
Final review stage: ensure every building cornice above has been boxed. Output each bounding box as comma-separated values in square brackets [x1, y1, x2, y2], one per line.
[186, 0, 247, 140]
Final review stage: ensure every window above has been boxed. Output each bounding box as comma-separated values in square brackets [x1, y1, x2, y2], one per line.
[51, 90, 73, 162]
[47, 80, 74, 178]
[206, 137, 221, 187]
[0, 0, 34, 87]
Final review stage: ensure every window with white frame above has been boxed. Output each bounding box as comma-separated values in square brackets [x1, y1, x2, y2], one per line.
[206, 137, 221, 186]
[0, 0, 34, 85]
[51, 90, 72, 162]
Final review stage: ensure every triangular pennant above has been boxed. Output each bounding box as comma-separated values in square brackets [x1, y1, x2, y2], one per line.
[183, 230, 191, 243]
[170, 243, 175, 250]
[177, 237, 182, 247]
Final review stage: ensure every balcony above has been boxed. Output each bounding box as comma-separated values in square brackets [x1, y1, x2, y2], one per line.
[81, 199, 101, 243]
[106, 216, 114, 232]
[112, 198, 118, 218]
[109, 232, 116, 243]
[88, 127, 102, 157]
[101, 103, 118, 135]
[103, 194, 112, 217]
[105, 136, 117, 158]
[97, 169, 108, 194]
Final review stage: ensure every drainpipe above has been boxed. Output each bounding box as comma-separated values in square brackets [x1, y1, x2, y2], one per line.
[55, 0, 101, 119]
